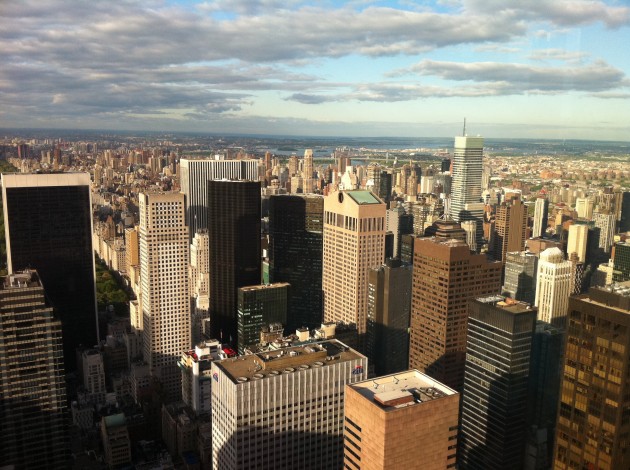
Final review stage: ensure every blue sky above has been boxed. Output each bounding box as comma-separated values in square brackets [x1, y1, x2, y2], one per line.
[1, 0, 629, 140]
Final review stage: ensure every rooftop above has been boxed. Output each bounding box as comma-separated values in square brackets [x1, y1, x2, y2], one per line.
[349, 370, 457, 411]
[239, 282, 290, 292]
[215, 339, 364, 384]
[476, 295, 534, 314]
[2, 270, 42, 290]
[345, 190, 383, 205]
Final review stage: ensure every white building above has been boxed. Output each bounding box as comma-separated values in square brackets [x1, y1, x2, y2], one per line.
[139, 192, 190, 401]
[211, 340, 367, 470]
[532, 197, 549, 239]
[567, 224, 589, 263]
[535, 247, 572, 328]
[190, 229, 210, 344]
[593, 210, 616, 253]
[179, 340, 226, 415]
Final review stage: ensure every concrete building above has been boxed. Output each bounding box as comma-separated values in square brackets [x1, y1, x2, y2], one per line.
[237, 283, 289, 354]
[179, 340, 227, 415]
[179, 158, 259, 243]
[82, 349, 107, 406]
[190, 229, 210, 344]
[0, 271, 68, 469]
[535, 247, 572, 329]
[139, 191, 190, 401]
[409, 237, 502, 391]
[1, 172, 98, 370]
[553, 283, 630, 470]
[211, 340, 367, 470]
[101, 413, 131, 469]
[302, 148, 314, 193]
[343, 370, 459, 470]
[532, 196, 549, 239]
[208, 180, 261, 346]
[323, 190, 386, 346]
[567, 223, 589, 263]
[491, 198, 528, 262]
[575, 197, 594, 219]
[366, 258, 412, 376]
[593, 210, 616, 253]
[459, 296, 537, 470]
[502, 251, 538, 305]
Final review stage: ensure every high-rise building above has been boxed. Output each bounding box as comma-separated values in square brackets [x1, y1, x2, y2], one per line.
[450, 135, 485, 249]
[612, 241, 630, 282]
[190, 229, 210, 344]
[82, 349, 106, 406]
[322, 190, 386, 345]
[237, 282, 289, 354]
[366, 258, 412, 376]
[100, 414, 131, 468]
[593, 210, 616, 253]
[535, 247, 572, 329]
[0, 271, 67, 469]
[575, 197, 594, 219]
[409, 238, 502, 391]
[491, 198, 528, 262]
[344, 370, 459, 470]
[532, 196, 549, 239]
[386, 203, 413, 259]
[269, 194, 323, 331]
[302, 148, 314, 194]
[459, 296, 537, 470]
[619, 191, 630, 232]
[179, 339, 226, 415]
[139, 192, 190, 401]
[502, 251, 538, 305]
[553, 283, 630, 470]
[567, 223, 589, 263]
[211, 340, 367, 470]
[1, 172, 97, 370]
[208, 180, 261, 345]
[179, 158, 259, 242]
[525, 321, 564, 470]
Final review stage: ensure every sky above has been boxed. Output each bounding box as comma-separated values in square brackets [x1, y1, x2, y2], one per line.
[1, 0, 630, 140]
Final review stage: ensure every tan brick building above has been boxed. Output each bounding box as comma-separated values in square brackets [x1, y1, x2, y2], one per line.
[343, 369, 459, 470]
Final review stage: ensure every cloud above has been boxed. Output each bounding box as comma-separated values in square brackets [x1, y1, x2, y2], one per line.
[528, 48, 590, 63]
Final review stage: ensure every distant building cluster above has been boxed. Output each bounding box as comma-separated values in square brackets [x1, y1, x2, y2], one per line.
[0, 131, 629, 469]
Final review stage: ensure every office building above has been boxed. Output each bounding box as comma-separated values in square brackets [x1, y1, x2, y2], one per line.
[366, 259, 412, 376]
[491, 198, 528, 262]
[211, 340, 367, 470]
[502, 251, 538, 305]
[386, 203, 413, 259]
[567, 223, 589, 263]
[237, 283, 289, 354]
[179, 339, 226, 415]
[344, 370, 459, 470]
[532, 196, 549, 239]
[208, 180, 261, 345]
[593, 210, 616, 253]
[82, 349, 106, 406]
[303, 148, 314, 193]
[139, 191, 190, 401]
[322, 190, 386, 343]
[525, 321, 564, 470]
[1, 172, 97, 370]
[612, 241, 630, 282]
[0, 271, 67, 469]
[179, 158, 258, 242]
[553, 284, 630, 470]
[535, 247, 572, 329]
[450, 135, 485, 248]
[459, 296, 537, 470]
[269, 194, 324, 331]
[409, 238, 502, 391]
[575, 197, 594, 219]
[620, 191, 630, 232]
[190, 229, 210, 344]
[101, 414, 131, 468]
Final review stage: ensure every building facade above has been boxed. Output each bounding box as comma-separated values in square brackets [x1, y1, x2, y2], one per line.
[502, 251, 538, 305]
[535, 247, 572, 329]
[532, 196, 549, 239]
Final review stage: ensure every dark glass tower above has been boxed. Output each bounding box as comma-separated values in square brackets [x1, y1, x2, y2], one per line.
[268, 194, 323, 332]
[1, 173, 97, 370]
[208, 180, 261, 345]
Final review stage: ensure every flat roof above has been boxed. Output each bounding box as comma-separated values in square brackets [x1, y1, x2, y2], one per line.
[345, 190, 383, 205]
[215, 339, 364, 384]
[349, 370, 457, 411]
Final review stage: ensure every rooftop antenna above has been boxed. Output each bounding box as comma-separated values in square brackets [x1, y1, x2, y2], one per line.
[462, 118, 467, 136]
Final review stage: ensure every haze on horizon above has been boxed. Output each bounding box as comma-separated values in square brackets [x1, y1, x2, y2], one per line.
[1, 0, 630, 141]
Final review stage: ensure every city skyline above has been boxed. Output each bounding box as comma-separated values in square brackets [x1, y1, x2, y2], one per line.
[1, 0, 630, 140]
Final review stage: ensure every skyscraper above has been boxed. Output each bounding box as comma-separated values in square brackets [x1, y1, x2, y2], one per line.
[459, 296, 537, 470]
[532, 196, 549, 238]
[268, 194, 323, 332]
[0, 271, 68, 469]
[490, 198, 527, 262]
[139, 191, 190, 401]
[409, 238, 502, 391]
[237, 282, 288, 354]
[344, 370, 459, 470]
[322, 190, 386, 344]
[211, 340, 367, 470]
[179, 158, 259, 243]
[1, 172, 97, 370]
[593, 210, 616, 253]
[207, 180, 261, 345]
[450, 135, 485, 249]
[302, 148, 314, 193]
[612, 241, 630, 282]
[553, 283, 630, 470]
[567, 223, 589, 263]
[619, 191, 630, 232]
[535, 247, 572, 329]
[366, 258, 412, 376]
[502, 251, 538, 305]
[190, 229, 210, 344]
